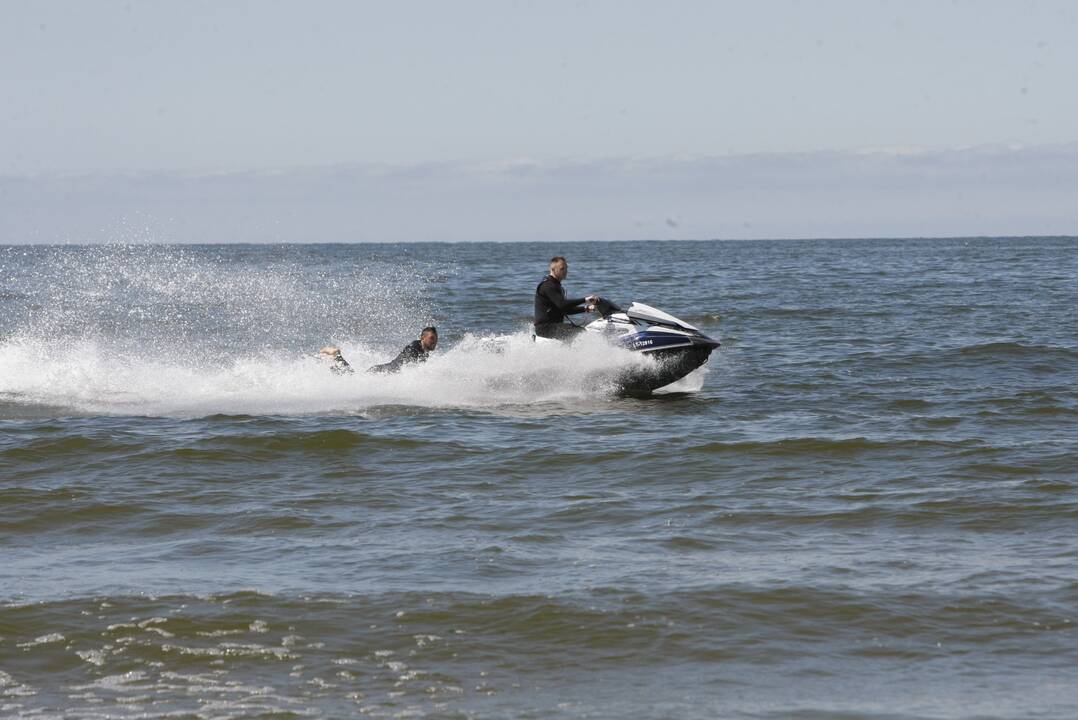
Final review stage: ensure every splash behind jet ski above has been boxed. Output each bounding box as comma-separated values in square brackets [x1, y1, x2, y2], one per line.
[538, 297, 719, 394]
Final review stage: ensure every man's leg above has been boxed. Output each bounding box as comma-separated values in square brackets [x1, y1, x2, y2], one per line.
[535, 323, 585, 342]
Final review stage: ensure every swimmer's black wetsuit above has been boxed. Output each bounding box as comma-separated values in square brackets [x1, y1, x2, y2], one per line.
[367, 340, 429, 374]
[534, 275, 587, 340]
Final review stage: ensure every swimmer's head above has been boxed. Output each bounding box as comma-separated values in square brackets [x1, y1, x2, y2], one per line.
[420, 326, 438, 351]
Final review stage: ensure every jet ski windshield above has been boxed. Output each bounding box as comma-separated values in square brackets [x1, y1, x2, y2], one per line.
[592, 297, 623, 317]
[624, 303, 701, 332]
[591, 298, 698, 333]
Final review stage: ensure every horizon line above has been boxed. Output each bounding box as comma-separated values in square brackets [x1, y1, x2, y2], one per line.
[3, 235, 1077, 247]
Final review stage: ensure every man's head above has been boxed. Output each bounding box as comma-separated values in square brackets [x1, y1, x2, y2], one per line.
[549, 256, 568, 280]
[420, 326, 438, 352]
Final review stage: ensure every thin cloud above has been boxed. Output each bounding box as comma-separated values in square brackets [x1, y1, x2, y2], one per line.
[2, 144, 1076, 243]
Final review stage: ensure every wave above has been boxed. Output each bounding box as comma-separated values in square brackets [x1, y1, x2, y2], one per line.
[2, 586, 1073, 708]
[952, 341, 1078, 360]
[4, 584, 1072, 655]
[685, 436, 981, 457]
[881, 341, 1078, 367]
[0, 331, 679, 418]
[0, 245, 721, 419]
[691, 496, 1078, 531]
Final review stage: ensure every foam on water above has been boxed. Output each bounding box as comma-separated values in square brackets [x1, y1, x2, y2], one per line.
[0, 329, 661, 417]
[0, 244, 700, 417]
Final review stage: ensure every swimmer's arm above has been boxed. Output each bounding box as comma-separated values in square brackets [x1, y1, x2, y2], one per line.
[319, 346, 354, 374]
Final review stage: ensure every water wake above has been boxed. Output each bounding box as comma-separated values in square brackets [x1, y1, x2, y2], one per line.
[0, 331, 665, 417]
[0, 244, 710, 417]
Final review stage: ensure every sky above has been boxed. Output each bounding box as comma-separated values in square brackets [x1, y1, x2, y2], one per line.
[2, 0, 1077, 240]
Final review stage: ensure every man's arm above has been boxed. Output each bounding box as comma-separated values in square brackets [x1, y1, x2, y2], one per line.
[538, 282, 587, 315]
[370, 342, 424, 374]
[319, 346, 354, 374]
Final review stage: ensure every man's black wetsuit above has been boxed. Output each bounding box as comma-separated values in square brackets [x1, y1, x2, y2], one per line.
[367, 340, 430, 374]
[534, 275, 587, 340]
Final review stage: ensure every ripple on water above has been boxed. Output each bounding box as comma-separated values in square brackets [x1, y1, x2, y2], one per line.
[1, 588, 1076, 718]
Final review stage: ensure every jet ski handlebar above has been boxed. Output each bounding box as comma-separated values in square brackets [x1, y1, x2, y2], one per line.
[590, 296, 622, 318]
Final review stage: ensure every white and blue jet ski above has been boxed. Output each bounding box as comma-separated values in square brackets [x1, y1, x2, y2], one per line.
[536, 297, 720, 394]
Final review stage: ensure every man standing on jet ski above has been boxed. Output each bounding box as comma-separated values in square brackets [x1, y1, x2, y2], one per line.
[534, 256, 598, 341]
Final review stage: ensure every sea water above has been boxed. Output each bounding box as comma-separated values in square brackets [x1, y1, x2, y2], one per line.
[1, 238, 1076, 718]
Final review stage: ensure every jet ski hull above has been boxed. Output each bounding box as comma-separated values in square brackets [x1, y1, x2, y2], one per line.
[490, 300, 720, 395]
[597, 304, 720, 394]
[614, 344, 717, 395]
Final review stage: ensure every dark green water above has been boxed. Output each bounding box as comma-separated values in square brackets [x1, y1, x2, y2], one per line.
[1, 239, 1077, 718]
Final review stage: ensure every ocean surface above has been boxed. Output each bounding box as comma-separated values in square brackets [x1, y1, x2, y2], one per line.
[1, 238, 1076, 719]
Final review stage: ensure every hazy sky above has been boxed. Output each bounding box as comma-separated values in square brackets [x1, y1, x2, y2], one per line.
[4, 0, 1077, 174]
[2, 1, 1076, 241]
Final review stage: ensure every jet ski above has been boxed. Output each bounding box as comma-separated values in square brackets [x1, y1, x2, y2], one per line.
[535, 297, 720, 394]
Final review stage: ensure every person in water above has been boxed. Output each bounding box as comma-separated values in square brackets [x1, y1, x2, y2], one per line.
[320, 326, 438, 375]
[534, 256, 598, 341]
